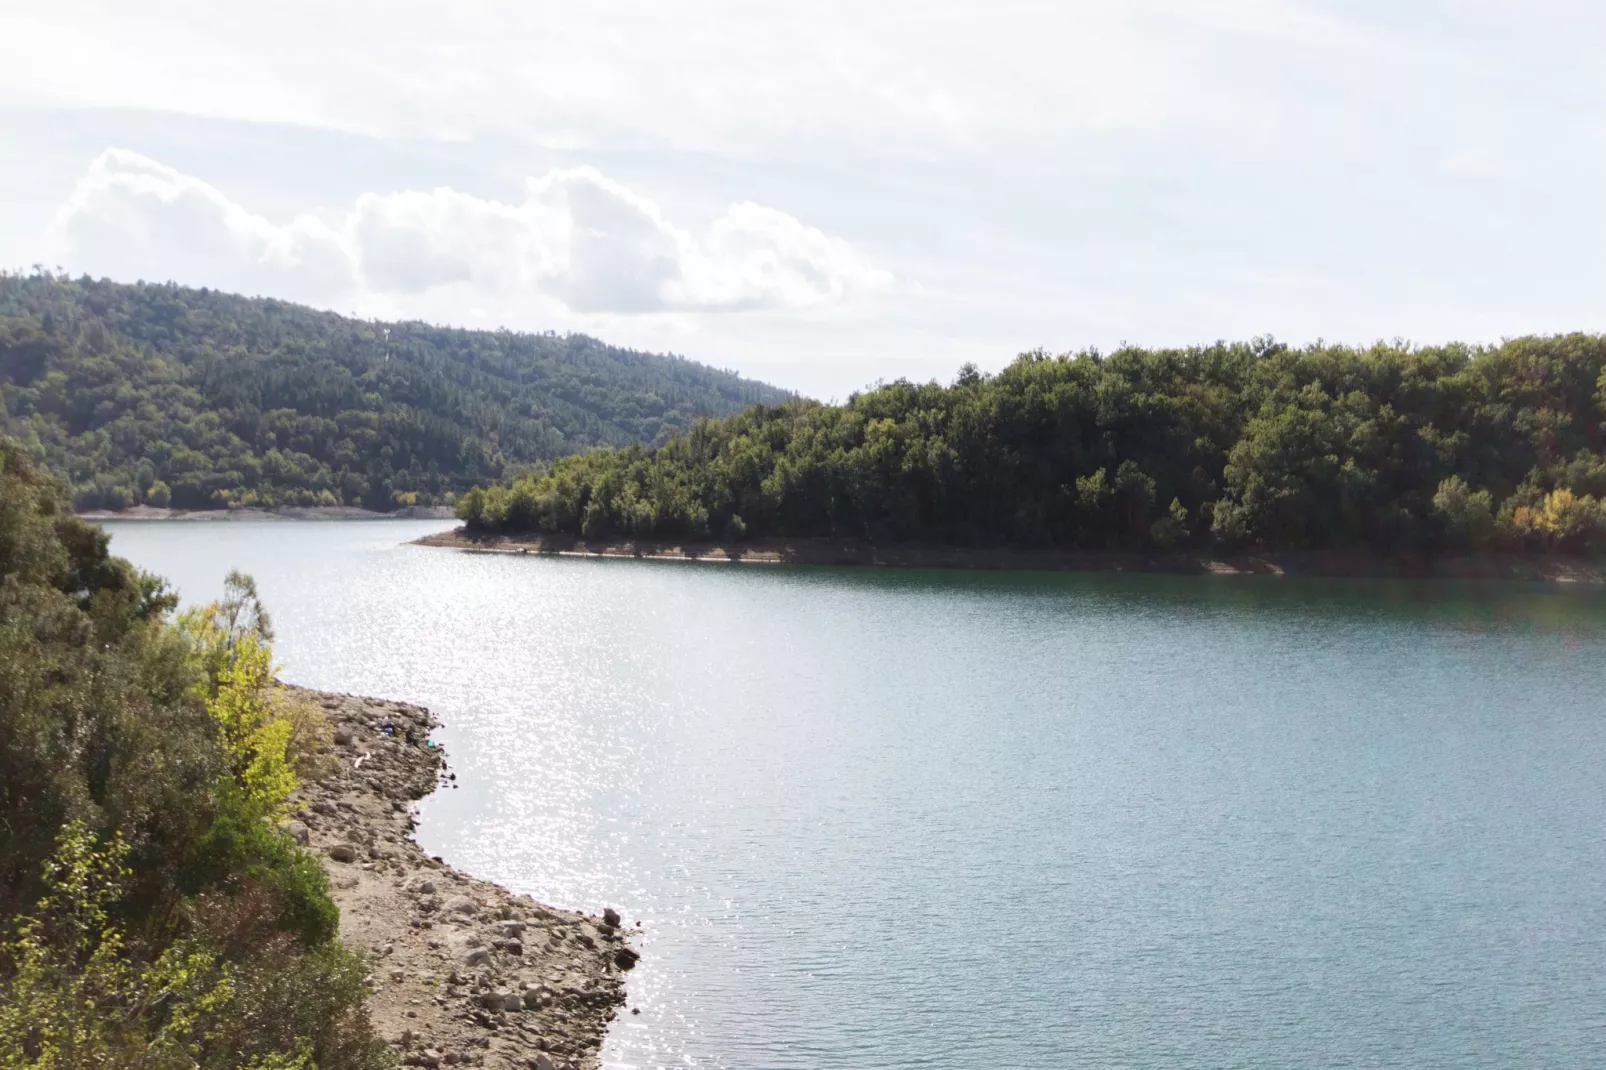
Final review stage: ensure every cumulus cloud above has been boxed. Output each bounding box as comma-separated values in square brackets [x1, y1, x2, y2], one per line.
[48, 149, 891, 316]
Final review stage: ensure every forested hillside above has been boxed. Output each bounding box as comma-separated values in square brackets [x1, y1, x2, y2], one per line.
[457, 335, 1606, 556]
[0, 273, 787, 511]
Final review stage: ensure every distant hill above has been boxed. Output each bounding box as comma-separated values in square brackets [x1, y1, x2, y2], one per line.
[0, 272, 790, 511]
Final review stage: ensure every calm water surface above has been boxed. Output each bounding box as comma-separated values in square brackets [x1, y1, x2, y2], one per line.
[101, 520, 1606, 1069]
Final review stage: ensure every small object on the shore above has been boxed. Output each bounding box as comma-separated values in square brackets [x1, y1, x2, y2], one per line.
[631, 1007, 640, 1015]
[286, 820, 310, 845]
[334, 727, 354, 746]
[602, 907, 621, 928]
[327, 843, 358, 863]
[613, 947, 640, 971]
[354, 752, 371, 768]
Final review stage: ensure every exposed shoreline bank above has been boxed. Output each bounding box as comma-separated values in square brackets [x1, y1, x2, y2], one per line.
[80, 505, 456, 522]
[294, 688, 634, 1070]
[415, 529, 1606, 584]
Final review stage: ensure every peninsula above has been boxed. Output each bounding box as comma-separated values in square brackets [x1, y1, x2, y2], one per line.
[443, 336, 1606, 570]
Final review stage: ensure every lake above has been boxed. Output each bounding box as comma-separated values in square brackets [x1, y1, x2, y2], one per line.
[100, 520, 1606, 1069]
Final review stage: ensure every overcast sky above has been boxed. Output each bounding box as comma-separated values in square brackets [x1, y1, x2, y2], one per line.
[2, 1, 1603, 398]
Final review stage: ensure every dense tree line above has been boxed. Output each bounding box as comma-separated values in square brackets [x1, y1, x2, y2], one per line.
[0, 437, 385, 1066]
[458, 335, 1606, 555]
[0, 272, 787, 511]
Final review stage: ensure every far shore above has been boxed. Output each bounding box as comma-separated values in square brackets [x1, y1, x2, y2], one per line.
[80, 504, 457, 522]
[414, 529, 1606, 584]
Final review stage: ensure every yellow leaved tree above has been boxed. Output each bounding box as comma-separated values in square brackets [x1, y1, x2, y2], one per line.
[181, 571, 331, 817]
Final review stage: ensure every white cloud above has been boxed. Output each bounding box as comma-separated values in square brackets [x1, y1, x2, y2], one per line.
[48, 149, 891, 316]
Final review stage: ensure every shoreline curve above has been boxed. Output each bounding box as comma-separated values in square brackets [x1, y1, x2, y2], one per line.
[414, 528, 1606, 584]
[295, 687, 635, 1070]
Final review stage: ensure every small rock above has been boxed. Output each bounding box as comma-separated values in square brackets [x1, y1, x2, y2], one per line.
[613, 947, 640, 971]
[602, 907, 621, 928]
[333, 727, 354, 746]
[327, 844, 358, 863]
[455, 946, 490, 968]
[497, 920, 525, 938]
[478, 987, 522, 1012]
[533, 1056, 555, 1070]
[408, 876, 439, 896]
[443, 895, 478, 917]
[285, 821, 310, 845]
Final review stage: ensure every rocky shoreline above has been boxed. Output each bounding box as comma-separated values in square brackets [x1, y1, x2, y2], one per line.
[287, 688, 635, 1070]
[414, 529, 1606, 584]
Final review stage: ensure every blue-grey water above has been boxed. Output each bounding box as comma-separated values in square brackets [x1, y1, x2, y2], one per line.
[100, 520, 1606, 1069]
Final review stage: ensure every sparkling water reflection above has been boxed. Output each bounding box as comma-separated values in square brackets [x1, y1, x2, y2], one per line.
[102, 521, 1606, 1069]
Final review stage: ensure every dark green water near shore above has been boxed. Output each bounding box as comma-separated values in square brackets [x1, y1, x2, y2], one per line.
[102, 521, 1606, 1069]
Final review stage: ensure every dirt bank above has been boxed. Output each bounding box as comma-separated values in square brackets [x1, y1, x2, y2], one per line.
[414, 529, 1606, 584]
[289, 688, 634, 1070]
[79, 505, 456, 521]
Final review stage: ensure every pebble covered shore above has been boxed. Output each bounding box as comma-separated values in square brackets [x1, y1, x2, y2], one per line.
[285, 688, 636, 1070]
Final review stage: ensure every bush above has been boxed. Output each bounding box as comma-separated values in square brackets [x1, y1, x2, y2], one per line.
[0, 437, 389, 1069]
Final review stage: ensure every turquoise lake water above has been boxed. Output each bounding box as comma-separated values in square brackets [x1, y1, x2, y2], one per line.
[101, 520, 1606, 1069]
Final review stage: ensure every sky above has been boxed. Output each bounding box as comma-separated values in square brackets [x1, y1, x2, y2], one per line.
[1, 0, 1603, 399]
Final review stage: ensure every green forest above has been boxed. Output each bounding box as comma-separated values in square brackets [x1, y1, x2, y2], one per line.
[457, 335, 1606, 556]
[0, 272, 787, 511]
[0, 437, 387, 1066]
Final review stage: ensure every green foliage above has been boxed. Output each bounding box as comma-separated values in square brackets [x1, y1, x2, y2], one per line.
[462, 335, 1606, 556]
[0, 438, 389, 1068]
[0, 823, 244, 1070]
[0, 271, 788, 511]
[1432, 477, 1496, 551]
